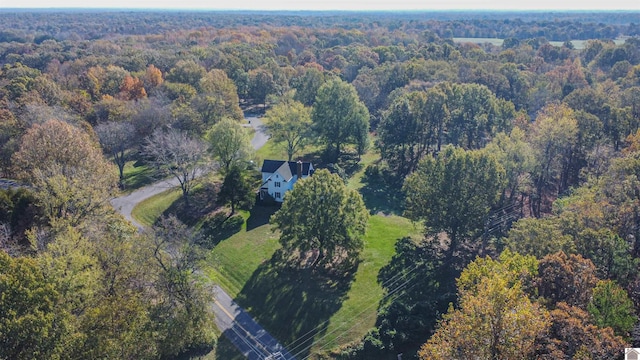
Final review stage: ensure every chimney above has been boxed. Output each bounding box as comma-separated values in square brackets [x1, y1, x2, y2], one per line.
[297, 160, 303, 179]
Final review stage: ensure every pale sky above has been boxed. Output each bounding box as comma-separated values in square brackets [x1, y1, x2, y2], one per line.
[1, 0, 640, 11]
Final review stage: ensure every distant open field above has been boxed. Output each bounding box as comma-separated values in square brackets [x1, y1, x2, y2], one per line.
[453, 37, 627, 49]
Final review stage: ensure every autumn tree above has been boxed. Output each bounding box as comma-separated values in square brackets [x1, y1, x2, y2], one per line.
[270, 169, 368, 270]
[419, 251, 549, 360]
[143, 64, 164, 89]
[143, 128, 208, 205]
[95, 121, 136, 188]
[538, 302, 628, 359]
[207, 117, 252, 174]
[194, 69, 243, 124]
[118, 75, 147, 100]
[11, 119, 117, 226]
[312, 78, 370, 162]
[537, 251, 599, 308]
[403, 145, 505, 260]
[263, 98, 312, 161]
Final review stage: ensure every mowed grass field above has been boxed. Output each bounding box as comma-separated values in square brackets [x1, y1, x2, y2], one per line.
[131, 140, 419, 358]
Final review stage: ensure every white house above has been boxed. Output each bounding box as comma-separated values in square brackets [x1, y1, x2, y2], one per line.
[260, 160, 314, 202]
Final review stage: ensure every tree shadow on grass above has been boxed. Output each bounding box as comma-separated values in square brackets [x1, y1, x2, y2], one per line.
[247, 204, 279, 231]
[234, 250, 356, 359]
[161, 182, 220, 226]
[359, 167, 404, 216]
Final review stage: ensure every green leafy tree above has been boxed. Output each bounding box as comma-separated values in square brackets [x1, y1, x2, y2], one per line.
[270, 169, 368, 270]
[0, 251, 76, 360]
[263, 99, 312, 161]
[312, 78, 370, 162]
[588, 280, 637, 338]
[377, 91, 429, 177]
[292, 65, 326, 106]
[506, 217, 575, 259]
[218, 166, 259, 214]
[194, 69, 243, 125]
[403, 145, 505, 260]
[207, 117, 252, 174]
[529, 103, 579, 217]
[166, 60, 207, 89]
[248, 67, 276, 109]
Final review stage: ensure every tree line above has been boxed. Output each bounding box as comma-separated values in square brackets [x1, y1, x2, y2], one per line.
[1, 10, 640, 359]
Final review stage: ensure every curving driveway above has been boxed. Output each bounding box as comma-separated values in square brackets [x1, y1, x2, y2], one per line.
[110, 116, 267, 230]
[110, 115, 295, 360]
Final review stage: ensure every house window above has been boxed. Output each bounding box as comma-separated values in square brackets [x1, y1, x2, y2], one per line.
[275, 192, 281, 199]
[275, 181, 281, 188]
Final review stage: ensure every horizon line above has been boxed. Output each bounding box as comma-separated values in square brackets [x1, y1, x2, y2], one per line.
[2, 7, 640, 12]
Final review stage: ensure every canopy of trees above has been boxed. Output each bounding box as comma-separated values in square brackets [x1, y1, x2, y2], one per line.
[2, 9, 640, 360]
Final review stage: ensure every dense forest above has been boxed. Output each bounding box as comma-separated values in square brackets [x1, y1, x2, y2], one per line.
[2, 9, 640, 360]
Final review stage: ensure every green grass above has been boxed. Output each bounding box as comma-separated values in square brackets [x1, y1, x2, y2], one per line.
[131, 136, 416, 358]
[255, 140, 286, 163]
[131, 188, 183, 227]
[122, 161, 156, 192]
[453, 37, 504, 46]
[453, 37, 627, 50]
[203, 206, 281, 297]
[311, 215, 420, 355]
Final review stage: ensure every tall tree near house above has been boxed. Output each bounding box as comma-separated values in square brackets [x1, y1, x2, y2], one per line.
[143, 128, 208, 206]
[403, 145, 505, 260]
[312, 78, 370, 162]
[207, 117, 252, 174]
[95, 121, 136, 188]
[218, 165, 259, 214]
[263, 99, 312, 161]
[270, 169, 368, 270]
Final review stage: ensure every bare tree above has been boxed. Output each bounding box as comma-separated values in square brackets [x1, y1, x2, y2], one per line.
[95, 121, 135, 188]
[143, 128, 209, 206]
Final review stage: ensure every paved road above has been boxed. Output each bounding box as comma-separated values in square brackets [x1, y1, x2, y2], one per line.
[110, 116, 268, 231]
[110, 115, 295, 360]
[213, 285, 296, 360]
[247, 116, 269, 150]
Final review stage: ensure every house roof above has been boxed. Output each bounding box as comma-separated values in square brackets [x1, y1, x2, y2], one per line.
[261, 160, 313, 178]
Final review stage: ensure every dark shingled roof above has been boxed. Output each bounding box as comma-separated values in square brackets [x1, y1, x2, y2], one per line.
[261, 160, 313, 176]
